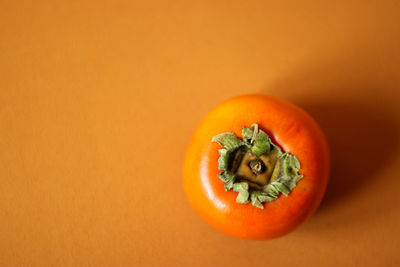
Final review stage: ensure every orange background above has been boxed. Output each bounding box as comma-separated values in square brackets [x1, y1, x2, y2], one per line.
[1, 0, 400, 266]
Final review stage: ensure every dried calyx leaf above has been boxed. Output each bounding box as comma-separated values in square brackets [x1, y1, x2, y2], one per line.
[217, 149, 230, 170]
[251, 129, 270, 156]
[212, 133, 243, 151]
[212, 124, 303, 209]
[233, 182, 250, 203]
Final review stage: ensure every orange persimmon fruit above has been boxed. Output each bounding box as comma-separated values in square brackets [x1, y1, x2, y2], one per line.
[183, 94, 330, 239]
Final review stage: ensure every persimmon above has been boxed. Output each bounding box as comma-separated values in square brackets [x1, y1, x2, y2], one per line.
[183, 94, 330, 239]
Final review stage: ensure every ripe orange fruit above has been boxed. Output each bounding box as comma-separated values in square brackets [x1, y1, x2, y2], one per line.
[183, 94, 330, 239]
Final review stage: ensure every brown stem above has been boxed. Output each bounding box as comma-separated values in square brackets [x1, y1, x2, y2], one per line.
[248, 159, 266, 175]
[250, 123, 258, 144]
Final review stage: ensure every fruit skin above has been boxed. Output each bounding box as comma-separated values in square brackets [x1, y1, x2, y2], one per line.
[183, 94, 330, 239]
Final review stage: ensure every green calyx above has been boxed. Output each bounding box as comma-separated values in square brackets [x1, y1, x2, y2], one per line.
[211, 123, 303, 209]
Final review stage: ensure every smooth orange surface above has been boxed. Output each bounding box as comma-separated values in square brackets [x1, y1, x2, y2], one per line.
[184, 95, 330, 239]
[1, 0, 400, 266]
